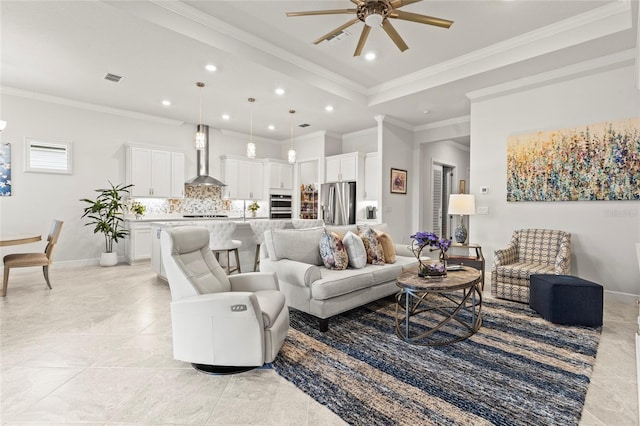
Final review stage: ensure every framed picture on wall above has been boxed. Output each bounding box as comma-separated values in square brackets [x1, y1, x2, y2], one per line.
[390, 168, 407, 194]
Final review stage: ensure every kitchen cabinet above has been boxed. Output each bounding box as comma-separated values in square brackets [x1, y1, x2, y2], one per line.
[125, 220, 152, 264]
[126, 145, 184, 198]
[325, 152, 362, 183]
[221, 155, 264, 200]
[267, 161, 293, 190]
[364, 152, 380, 201]
[170, 151, 185, 198]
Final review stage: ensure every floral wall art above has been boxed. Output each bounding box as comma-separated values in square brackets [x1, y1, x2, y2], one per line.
[0, 143, 11, 196]
[506, 117, 640, 201]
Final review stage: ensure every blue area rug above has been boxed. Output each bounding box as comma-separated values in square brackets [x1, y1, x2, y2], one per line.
[272, 296, 601, 426]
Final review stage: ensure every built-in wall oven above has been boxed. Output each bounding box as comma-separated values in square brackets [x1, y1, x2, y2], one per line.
[270, 194, 292, 219]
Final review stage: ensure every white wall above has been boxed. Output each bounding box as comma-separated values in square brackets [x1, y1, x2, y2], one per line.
[342, 127, 377, 153]
[470, 66, 640, 300]
[380, 119, 414, 243]
[0, 94, 283, 265]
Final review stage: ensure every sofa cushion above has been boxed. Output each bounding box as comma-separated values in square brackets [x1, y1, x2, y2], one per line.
[319, 231, 349, 270]
[264, 227, 323, 266]
[358, 226, 385, 265]
[375, 230, 396, 263]
[342, 231, 367, 269]
[311, 268, 374, 300]
[325, 224, 358, 238]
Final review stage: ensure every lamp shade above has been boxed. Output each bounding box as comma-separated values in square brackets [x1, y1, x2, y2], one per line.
[448, 194, 476, 215]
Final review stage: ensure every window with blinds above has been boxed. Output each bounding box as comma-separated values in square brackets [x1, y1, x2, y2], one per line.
[25, 138, 72, 174]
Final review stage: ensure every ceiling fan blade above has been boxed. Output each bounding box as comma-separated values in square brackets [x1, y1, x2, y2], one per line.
[312, 18, 361, 45]
[381, 19, 409, 52]
[287, 9, 356, 17]
[389, 10, 453, 28]
[349, 0, 365, 4]
[353, 25, 371, 57]
[390, 0, 422, 8]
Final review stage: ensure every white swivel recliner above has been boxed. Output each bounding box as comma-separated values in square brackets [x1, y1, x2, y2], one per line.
[161, 226, 289, 374]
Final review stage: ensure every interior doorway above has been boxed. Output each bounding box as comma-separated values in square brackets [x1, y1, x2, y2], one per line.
[431, 163, 454, 238]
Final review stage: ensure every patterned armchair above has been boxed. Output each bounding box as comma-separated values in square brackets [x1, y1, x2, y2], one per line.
[491, 229, 571, 303]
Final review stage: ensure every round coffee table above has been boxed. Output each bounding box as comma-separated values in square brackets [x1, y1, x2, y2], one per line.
[395, 266, 482, 346]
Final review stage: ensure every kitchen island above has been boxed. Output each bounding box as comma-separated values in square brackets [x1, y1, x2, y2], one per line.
[128, 217, 289, 280]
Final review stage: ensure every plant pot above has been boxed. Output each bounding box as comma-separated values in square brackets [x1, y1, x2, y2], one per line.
[100, 252, 118, 267]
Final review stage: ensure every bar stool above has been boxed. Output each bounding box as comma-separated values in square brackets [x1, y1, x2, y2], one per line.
[207, 221, 242, 275]
[249, 220, 287, 271]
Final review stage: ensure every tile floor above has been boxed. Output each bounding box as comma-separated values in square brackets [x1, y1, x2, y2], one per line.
[0, 263, 636, 425]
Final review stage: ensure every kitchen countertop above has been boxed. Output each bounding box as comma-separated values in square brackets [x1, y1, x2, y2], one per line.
[125, 215, 270, 223]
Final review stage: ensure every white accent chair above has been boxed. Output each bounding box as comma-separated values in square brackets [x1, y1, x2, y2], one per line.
[161, 226, 289, 374]
[249, 220, 287, 272]
[206, 221, 242, 274]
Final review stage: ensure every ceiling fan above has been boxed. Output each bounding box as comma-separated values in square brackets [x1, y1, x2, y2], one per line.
[286, 0, 453, 57]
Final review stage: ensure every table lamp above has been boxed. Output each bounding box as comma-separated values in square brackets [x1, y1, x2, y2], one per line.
[448, 194, 476, 244]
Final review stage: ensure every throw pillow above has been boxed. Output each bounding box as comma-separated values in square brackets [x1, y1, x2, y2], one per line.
[319, 230, 349, 270]
[357, 226, 385, 265]
[375, 230, 396, 263]
[342, 231, 367, 269]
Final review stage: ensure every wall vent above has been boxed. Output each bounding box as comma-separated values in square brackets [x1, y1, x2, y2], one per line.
[104, 73, 123, 83]
[298, 123, 310, 128]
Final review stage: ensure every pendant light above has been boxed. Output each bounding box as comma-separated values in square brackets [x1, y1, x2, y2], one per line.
[288, 109, 296, 164]
[194, 82, 206, 151]
[246, 97, 256, 158]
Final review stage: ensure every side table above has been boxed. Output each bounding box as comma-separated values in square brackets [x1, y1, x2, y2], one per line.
[446, 243, 485, 290]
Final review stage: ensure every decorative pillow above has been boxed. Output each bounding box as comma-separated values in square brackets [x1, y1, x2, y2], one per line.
[319, 230, 349, 270]
[357, 226, 385, 265]
[342, 231, 367, 269]
[375, 230, 396, 263]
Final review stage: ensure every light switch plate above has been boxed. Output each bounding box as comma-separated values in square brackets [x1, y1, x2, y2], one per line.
[480, 186, 490, 194]
[477, 206, 490, 215]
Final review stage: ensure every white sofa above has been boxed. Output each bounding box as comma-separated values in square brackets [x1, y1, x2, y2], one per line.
[259, 224, 418, 331]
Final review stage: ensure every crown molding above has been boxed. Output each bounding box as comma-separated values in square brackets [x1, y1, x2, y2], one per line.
[466, 49, 636, 102]
[325, 131, 343, 140]
[292, 130, 329, 143]
[343, 126, 377, 139]
[111, 0, 368, 104]
[414, 115, 471, 132]
[367, 0, 633, 106]
[1, 86, 184, 126]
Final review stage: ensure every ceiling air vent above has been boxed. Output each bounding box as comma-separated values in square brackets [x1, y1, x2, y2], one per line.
[298, 123, 310, 128]
[103, 73, 123, 83]
[327, 30, 351, 43]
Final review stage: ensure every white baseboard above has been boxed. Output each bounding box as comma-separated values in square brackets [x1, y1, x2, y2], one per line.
[604, 290, 640, 304]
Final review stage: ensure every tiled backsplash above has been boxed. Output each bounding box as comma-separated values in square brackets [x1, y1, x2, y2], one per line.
[129, 185, 268, 217]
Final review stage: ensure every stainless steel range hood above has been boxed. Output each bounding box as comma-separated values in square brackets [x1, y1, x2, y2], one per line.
[186, 124, 226, 187]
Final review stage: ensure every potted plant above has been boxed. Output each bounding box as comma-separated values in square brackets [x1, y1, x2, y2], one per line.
[130, 201, 146, 219]
[248, 201, 260, 218]
[80, 181, 133, 266]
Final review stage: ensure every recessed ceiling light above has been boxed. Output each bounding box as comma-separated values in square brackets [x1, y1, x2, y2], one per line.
[222, 114, 230, 120]
[364, 52, 376, 61]
[274, 88, 285, 96]
[325, 105, 334, 112]
[268, 125, 275, 130]
[205, 64, 217, 72]
[423, 110, 430, 115]
[162, 100, 171, 106]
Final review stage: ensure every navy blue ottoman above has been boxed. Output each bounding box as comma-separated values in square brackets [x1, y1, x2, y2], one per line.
[529, 274, 603, 327]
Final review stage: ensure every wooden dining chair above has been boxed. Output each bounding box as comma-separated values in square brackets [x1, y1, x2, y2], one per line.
[2, 219, 64, 297]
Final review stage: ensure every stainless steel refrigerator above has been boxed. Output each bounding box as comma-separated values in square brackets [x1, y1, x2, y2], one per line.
[321, 182, 356, 225]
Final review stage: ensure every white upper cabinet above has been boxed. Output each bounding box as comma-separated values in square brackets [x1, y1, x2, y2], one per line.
[267, 161, 293, 190]
[221, 155, 264, 200]
[364, 152, 380, 201]
[325, 152, 362, 183]
[127, 145, 178, 198]
[170, 151, 185, 198]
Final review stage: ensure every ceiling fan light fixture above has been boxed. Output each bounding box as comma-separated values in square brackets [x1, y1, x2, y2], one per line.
[365, 13, 383, 27]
